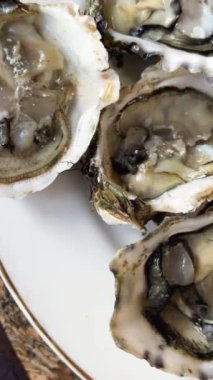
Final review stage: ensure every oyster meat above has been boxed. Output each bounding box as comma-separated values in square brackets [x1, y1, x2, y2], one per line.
[0, 0, 119, 198]
[111, 204, 213, 379]
[95, 0, 213, 75]
[91, 64, 213, 226]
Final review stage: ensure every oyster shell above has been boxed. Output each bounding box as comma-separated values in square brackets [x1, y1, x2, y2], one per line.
[111, 204, 213, 379]
[0, 0, 119, 198]
[90, 64, 213, 226]
[92, 0, 213, 75]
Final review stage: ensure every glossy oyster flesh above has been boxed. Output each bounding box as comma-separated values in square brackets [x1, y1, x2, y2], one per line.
[111, 205, 213, 379]
[95, 0, 213, 74]
[91, 65, 213, 226]
[0, 1, 119, 197]
[0, 3, 72, 180]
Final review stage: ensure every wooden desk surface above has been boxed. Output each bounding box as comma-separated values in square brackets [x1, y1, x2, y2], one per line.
[0, 278, 80, 380]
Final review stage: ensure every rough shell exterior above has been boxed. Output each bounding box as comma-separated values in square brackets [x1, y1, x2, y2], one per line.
[110, 28, 213, 76]
[111, 209, 213, 379]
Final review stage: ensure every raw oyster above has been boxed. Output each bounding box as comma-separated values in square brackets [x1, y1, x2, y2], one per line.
[0, 0, 119, 198]
[111, 204, 213, 379]
[90, 64, 213, 226]
[91, 0, 213, 75]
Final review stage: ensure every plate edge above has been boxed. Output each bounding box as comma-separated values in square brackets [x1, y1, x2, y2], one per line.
[0, 261, 94, 380]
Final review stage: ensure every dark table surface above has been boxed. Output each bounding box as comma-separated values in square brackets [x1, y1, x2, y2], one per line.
[0, 277, 80, 380]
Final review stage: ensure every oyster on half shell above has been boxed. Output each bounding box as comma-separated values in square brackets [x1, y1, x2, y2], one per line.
[91, 0, 213, 75]
[0, 0, 119, 198]
[90, 64, 213, 227]
[111, 204, 213, 379]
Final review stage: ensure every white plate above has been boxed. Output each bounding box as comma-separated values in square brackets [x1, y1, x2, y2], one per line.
[0, 2, 192, 379]
[0, 170, 192, 380]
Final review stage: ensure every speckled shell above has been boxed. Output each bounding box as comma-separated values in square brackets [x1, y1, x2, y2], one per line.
[111, 209, 213, 379]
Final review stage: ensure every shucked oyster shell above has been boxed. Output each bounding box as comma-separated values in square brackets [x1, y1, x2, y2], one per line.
[91, 0, 213, 75]
[90, 64, 213, 227]
[0, 0, 119, 198]
[111, 204, 213, 379]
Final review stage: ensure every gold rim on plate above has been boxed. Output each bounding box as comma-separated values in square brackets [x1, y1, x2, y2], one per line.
[0, 261, 93, 380]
